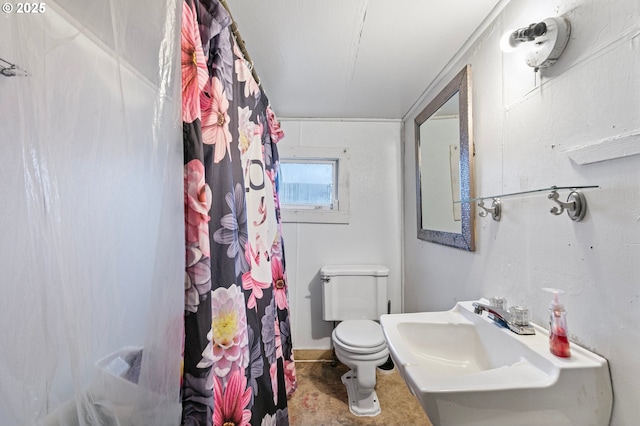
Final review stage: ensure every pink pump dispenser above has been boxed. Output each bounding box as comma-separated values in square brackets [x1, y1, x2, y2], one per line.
[543, 288, 571, 358]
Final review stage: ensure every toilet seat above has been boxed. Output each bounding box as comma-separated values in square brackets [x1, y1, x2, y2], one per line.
[333, 320, 386, 354]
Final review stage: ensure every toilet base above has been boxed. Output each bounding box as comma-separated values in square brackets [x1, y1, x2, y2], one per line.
[341, 370, 381, 417]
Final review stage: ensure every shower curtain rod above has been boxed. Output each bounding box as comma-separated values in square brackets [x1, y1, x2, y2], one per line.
[218, 0, 261, 86]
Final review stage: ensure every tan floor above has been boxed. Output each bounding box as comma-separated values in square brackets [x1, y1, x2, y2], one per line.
[288, 361, 432, 426]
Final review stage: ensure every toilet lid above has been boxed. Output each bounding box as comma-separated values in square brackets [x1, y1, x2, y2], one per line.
[334, 320, 386, 350]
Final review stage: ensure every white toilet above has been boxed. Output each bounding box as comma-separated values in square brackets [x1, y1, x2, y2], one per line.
[320, 264, 390, 417]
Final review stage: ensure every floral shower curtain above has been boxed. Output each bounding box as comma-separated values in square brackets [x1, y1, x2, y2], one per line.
[181, 1, 297, 425]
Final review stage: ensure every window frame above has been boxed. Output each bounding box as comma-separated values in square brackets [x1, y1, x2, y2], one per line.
[277, 146, 350, 224]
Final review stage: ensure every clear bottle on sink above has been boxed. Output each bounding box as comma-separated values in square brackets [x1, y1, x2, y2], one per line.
[543, 288, 571, 358]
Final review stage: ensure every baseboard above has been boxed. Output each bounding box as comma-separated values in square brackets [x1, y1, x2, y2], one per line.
[294, 349, 333, 362]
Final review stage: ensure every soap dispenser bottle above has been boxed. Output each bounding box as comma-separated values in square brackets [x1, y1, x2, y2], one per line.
[543, 288, 571, 358]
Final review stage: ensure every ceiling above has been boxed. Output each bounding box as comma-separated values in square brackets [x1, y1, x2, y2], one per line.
[227, 0, 503, 120]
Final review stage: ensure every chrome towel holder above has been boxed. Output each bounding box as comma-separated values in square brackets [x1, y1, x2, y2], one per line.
[460, 185, 599, 222]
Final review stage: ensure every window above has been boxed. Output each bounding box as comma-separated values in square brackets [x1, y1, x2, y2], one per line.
[280, 160, 337, 209]
[277, 146, 349, 224]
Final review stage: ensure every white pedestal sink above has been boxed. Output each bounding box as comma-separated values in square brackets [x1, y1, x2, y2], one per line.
[380, 301, 612, 426]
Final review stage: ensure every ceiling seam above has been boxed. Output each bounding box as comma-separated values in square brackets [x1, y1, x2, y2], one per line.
[348, 0, 370, 84]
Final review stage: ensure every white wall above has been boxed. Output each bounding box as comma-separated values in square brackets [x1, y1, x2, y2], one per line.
[279, 120, 403, 349]
[402, 0, 640, 424]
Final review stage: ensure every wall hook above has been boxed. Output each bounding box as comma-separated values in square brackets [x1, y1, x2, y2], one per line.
[548, 189, 587, 221]
[0, 57, 29, 77]
[478, 198, 502, 221]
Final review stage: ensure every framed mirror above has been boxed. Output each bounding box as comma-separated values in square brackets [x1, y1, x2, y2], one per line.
[415, 65, 475, 251]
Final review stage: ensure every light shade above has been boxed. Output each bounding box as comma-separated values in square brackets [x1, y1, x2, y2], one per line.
[501, 17, 571, 71]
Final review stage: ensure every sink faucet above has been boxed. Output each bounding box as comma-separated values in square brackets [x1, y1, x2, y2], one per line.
[472, 302, 535, 335]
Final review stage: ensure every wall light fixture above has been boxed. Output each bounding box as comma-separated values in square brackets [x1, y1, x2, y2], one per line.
[501, 17, 571, 71]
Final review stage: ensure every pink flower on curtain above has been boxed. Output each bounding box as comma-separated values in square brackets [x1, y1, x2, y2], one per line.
[181, 0, 208, 123]
[184, 160, 212, 257]
[234, 41, 260, 98]
[201, 76, 232, 163]
[269, 224, 283, 257]
[269, 318, 283, 405]
[197, 284, 249, 378]
[271, 256, 288, 310]
[241, 241, 271, 310]
[269, 363, 278, 406]
[266, 106, 285, 144]
[274, 317, 284, 361]
[284, 359, 297, 397]
[270, 318, 284, 405]
[213, 368, 252, 426]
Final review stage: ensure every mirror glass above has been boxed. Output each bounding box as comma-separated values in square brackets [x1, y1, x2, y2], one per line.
[415, 65, 475, 251]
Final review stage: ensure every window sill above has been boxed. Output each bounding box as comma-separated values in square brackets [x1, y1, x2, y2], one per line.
[281, 209, 349, 224]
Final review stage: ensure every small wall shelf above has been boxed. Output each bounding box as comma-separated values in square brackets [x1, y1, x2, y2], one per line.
[564, 129, 640, 165]
[457, 185, 599, 222]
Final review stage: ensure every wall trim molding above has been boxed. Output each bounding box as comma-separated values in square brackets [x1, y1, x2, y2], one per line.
[293, 349, 334, 362]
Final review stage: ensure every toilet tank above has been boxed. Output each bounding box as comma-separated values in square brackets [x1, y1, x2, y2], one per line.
[320, 265, 389, 321]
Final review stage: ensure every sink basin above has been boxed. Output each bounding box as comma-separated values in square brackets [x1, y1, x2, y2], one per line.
[397, 322, 491, 375]
[380, 301, 612, 426]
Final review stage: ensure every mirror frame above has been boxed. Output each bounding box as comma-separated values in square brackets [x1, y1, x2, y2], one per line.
[414, 64, 475, 251]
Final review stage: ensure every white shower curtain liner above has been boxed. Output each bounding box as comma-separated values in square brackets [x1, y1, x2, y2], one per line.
[0, 1, 183, 424]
